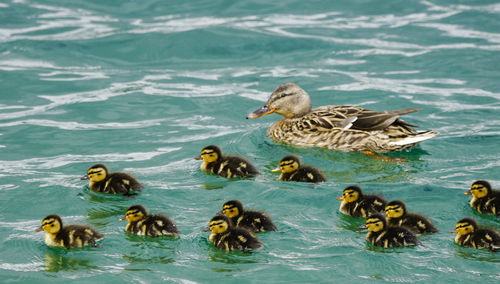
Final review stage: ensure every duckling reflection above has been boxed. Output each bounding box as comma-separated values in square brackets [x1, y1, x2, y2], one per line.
[43, 249, 98, 272]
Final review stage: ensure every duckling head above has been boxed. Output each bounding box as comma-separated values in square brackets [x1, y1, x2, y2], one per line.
[208, 215, 232, 234]
[80, 163, 108, 183]
[272, 155, 301, 173]
[385, 200, 407, 218]
[120, 204, 147, 222]
[336, 185, 363, 203]
[247, 83, 312, 119]
[195, 145, 222, 163]
[452, 217, 478, 236]
[465, 180, 491, 198]
[222, 200, 243, 219]
[35, 214, 63, 234]
[361, 213, 387, 232]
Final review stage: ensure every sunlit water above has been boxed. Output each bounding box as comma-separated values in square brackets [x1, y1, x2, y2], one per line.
[1, 0, 499, 282]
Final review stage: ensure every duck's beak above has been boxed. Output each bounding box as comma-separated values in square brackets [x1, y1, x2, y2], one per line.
[80, 174, 89, 180]
[450, 229, 457, 234]
[358, 224, 367, 229]
[202, 227, 211, 232]
[216, 210, 224, 216]
[35, 226, 43, 232]
[119, 216, 127, 221]
[194, 155, 202, 160]
[335, 196, 344, 201]
[464, 190, 472, 195]
[271, 166, 281, 172]
[247, 104, 274, 119]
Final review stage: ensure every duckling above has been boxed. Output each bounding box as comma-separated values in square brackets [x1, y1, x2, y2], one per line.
[206, 215, 263, 251]
[336, 185, 386, 217]
[35, 214, 103, 248]
[80, 163, 144, 194]
[360, 213, 420, 248]
[247, 82, 437, 152]
[221, 200, 277, 233]
[452, 217, 500, 251]
[272, 155, 326, 183]
[464, 180, 500, 217]
[120, 204, 179, 237]
[385, 200, 438, 234]
[194, 145, 259, 179]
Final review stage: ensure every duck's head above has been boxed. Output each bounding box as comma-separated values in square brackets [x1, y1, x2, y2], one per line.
[272, 155, 301, 174]
[81, 164, 108, 182]
[247, 83, 312, 119]
[35, 214, 63, 234]
[385, 200, 407, 218]
[465, 180, 491, 198]
[222, 200, 243, 218]
[359, 213, 387, 232]
[336, 185, 363, 203]
[120, 204, 147, 222]
[452, 217, 477, 236]
[208, 215, 232, 234]
[194, 145, 222, 163]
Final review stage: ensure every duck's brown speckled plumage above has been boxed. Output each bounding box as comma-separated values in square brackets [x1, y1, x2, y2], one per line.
[247, 83, 437, 152]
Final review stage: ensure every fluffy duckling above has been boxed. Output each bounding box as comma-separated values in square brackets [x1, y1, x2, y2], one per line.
[360, 213, 420, 248]
[464, 180, 500, 217]
[452, 218, 500, 251]
[195, 145, 259, 178]
[80, 163, 144, 194]
[336, 186, 386, 217]
[206, 215, 263, 251]
[247, 82, 437, 152]
[35, 214, 103, 248]
[120, 204, 179, 237]
[272, 155, 326, 183]
[385, 200, 438, 234]
[221, 200, 277, 233]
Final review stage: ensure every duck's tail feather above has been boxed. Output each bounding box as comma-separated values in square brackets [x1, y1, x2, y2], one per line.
[389, 131, 438, 146]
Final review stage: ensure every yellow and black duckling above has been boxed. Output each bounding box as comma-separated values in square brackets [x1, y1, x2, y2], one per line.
[360, 213, 420, 248]
[336, 185, 386, 217]
[247, 82, 437, 152]
[452, 217, 500, 251]
[195, 145, 259, 178]
[35, 214, 103, 248]
[385, 200, 438, 234]
[205, 215, 263, 252]
[80, 163, 144, 194]
[464, 180, 500, 217]
[272, 155, 326, 183]
[120, 204, 179, 237]
[221, 200, 277, 233]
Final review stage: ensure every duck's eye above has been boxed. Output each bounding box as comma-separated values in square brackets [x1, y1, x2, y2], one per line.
[219, 225, 223, 228]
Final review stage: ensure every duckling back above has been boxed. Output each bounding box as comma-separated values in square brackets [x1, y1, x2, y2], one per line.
[367, 226, 419, 248]
[92, 172, 144, 194]
[234, 210, 277, 233]
[387, 213, 438, 234]
[126, 214, 179, 237]
[456, 228, 500, 250]
[281, 166, 326, 183]
[340, 195, 386, 218]
[57, 225, 104, 248]
[206, 155, 259, 178]
[211, 228, 263, 251]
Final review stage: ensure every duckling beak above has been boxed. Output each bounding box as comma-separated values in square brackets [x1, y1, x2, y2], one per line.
[464, 190, 472, 195]
[119, 216, 127, 221]
[194, 155, 202, 160]
[216, 210, 224, 216]
[35, 226, 43, 232]
[80, 174, 90, 180]
[358, 224, 367, 230]
[335, 196, 344, 201]
[247, 104, 274, 119]
[202, 227, 211, 232]
[450, 229, 457, 234]
[271, 166, 281, 172]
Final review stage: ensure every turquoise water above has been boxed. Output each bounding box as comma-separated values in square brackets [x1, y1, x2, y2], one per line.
[1, 0, 500, 282]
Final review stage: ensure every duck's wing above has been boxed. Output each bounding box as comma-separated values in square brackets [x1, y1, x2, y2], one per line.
[307, 106, 421, 131]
